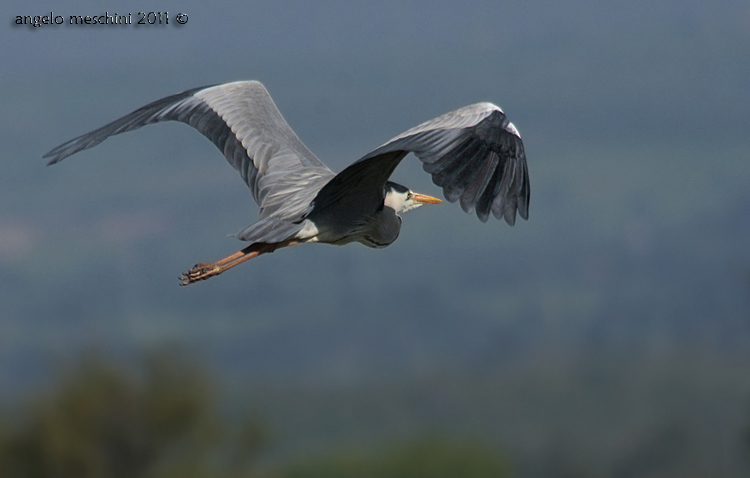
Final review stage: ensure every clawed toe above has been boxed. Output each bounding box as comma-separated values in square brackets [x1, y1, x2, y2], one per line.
[179, 263, 221, 286]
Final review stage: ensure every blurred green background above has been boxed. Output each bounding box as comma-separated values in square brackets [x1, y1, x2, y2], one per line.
[2, 1, 749, 476]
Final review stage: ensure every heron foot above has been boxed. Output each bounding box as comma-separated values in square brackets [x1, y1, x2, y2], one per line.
[179, 262, 222, 286]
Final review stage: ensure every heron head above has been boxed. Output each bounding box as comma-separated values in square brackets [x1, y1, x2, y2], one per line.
[384, 181, 442, 214]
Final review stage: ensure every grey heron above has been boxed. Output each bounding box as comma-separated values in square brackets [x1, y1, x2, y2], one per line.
[44, 81, 529, 285]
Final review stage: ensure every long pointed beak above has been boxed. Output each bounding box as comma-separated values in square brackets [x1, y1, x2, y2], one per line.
[412, 192, 442, 205]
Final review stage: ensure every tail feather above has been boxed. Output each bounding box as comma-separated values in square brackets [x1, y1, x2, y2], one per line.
[233, 217, 306, 243]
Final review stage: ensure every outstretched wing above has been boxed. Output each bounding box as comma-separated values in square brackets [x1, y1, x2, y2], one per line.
[317, 102, 529, 225]
[44, 81, 335, 220]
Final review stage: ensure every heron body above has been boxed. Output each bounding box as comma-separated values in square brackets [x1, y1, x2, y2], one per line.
[44, 81, 530, 285]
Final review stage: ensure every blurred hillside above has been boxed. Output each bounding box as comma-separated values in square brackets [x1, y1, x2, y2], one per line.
[2, 352, 748, 477]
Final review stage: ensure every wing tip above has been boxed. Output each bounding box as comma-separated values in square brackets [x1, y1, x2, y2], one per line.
[43, 149, 64, 166]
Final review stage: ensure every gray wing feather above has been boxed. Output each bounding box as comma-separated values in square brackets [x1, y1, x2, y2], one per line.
[44, 81, 334, 221]
[353, 102, 530, 224]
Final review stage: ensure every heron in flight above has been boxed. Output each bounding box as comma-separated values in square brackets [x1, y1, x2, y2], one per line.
[45, 81, 529, 285]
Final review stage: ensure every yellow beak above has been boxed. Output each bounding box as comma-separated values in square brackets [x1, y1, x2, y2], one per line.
[412, 192, 443, 205]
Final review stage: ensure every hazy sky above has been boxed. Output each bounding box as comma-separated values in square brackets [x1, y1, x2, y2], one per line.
[2, 0, 748, 358]
[5, 0, 748, 146]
